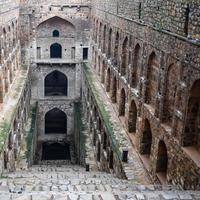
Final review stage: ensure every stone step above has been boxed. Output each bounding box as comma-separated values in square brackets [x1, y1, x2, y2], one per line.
[1, 164, 200, 200]
[0, 191, 199, 200]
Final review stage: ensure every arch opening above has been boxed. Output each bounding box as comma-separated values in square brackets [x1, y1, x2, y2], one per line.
[108, 28, 112, 58]
[131, 44, 140, 88]
[97, 141, 101, 162]
[121, 37, 128, 76]
[111, 76, 117, 103]
[50, 43, 62, 58]
[106, 68, 111, 92]
[45, 108, 67, 134]
[128, 100, 137, 133]
[140, 119, 152, 156]
[145, 52, 159, 107]
[114, 32, 119, 66]
[119, 88, 126, 116]
[45, 70, 68, 96]
[156, 141, 168, 180]
[163, 64, 179, 126]
[183, 79, 200, 152]
[53, 30, 60, 37]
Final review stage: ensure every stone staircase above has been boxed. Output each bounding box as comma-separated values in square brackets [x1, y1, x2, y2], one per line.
[0, 164, 200, 200]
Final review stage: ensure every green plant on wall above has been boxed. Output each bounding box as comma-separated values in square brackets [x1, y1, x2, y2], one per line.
[83, 63, 122, 162]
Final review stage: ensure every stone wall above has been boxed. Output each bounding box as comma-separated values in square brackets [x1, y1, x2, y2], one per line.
[20, 0, 91, 163]
[90, 0, 200, 189]
[0, 0, 31, 174]
[92, 0, 200, 39]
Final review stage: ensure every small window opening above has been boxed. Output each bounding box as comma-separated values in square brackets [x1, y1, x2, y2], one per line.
[53, 30, 59, 37]
[83, 48, 88, 60]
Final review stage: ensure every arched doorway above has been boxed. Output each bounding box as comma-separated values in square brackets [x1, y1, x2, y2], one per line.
[103, 131, 107, 150]
[45, 108, 67, 134]
[45, 70, 68, 96]
[128, 100, 137, 133]
[103, 25, 107, 53]
[108, 28, 112, 58]
[4, 68, 9, 93]
[156, 140, 168, 180]
[114, 32, 119, 66]
[111, 76, 117, 103]
[131, 44, 140, 88]
[145, 52, 159, 107]
[121, 37, 128, 76]
[140, 119, 152, 156]
[4, 151, 8, 169]
[109, 150, 114, 169]
[163, 64, 180, 126]
[183, 79, 200, 152]
[42, 142, 71, 160]
[119, 88, 126, 116]
[106, 68, 111, 92]
[101, 61, 106, 84]
[50, 43, 62, 58]
[99, 22, 102, 48]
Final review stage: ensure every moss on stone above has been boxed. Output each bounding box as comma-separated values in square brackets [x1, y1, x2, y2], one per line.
[83, 63, 122, 161]
[0, 70, 28, 154]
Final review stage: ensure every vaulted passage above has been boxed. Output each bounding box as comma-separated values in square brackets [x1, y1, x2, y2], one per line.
[140, 119, 152, 156]
[106, 68, 111, 92]
[111, 76, 117, 103]
[121, 37, 128, 76]
[50, 43, 62, 58]
[128, 100, 137, 133]
[184, 79, 200, 151]
[42, 142, 71, 160]
[145, 52, 159, 107]
[119, 88, 126, 116]
[156, 141, 168, 180]
[45, 108, 67, 134]
[45, 70, 68, 96]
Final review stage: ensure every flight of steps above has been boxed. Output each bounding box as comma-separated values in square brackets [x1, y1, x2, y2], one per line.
[0, 164, 200, 200]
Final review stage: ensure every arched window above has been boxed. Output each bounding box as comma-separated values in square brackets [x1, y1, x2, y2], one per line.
[45, 108, 67, 134]
[45, 70, 68, 96]
[50, 43, 62, 58]
[53, 30, 59, 37]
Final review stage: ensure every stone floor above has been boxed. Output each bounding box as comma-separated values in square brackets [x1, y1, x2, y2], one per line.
[1, 163, 200, 200]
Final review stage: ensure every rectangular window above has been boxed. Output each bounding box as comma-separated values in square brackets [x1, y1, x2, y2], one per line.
[71, 47, 75, 59]
[139, 3, 142, 19]
[37, 47, 41, 59]
[83, 48, 88, 60]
